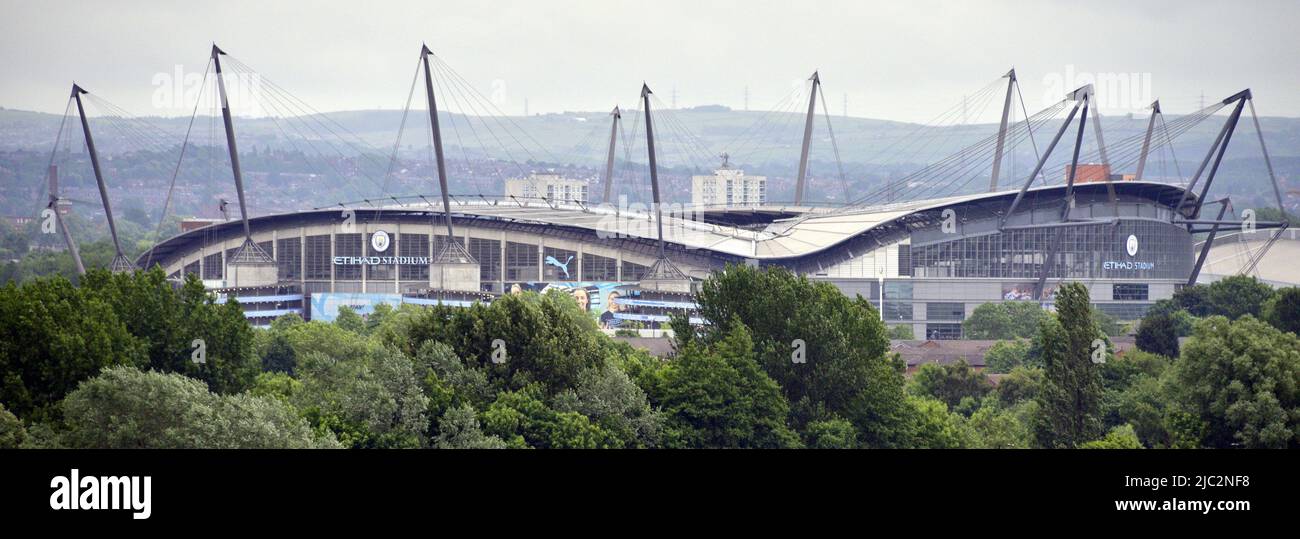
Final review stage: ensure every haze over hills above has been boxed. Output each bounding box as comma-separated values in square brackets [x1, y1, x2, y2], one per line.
[1, 104, 1297, 228]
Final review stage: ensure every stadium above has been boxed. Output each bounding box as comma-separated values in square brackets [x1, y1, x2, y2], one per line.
[138, 179, 1200, 338]
[107, 52, 1285, 337]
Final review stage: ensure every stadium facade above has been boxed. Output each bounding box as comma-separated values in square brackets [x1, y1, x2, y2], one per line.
[139, 180, 1197, 337]
[134, 49, 1273, 337]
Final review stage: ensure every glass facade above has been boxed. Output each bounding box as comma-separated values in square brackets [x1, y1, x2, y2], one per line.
[925, 323, 962, 340]
[1113, 283, 1149, 301]
[202, 252, 222, 279]
[506, 242, 538, 281]
[470, 238, 501, 282]
[1095, 302, 1154, 321]
[911, 219, 1191, 280]
[277, 238, 301, 280]
[926, 302, 965, 321]
[399, 233, 430, 281]
[334, 233, 362, 280]
[622, 260, 648, 281]
[305, 235, 331, 280]
[582, 253, 618, 281]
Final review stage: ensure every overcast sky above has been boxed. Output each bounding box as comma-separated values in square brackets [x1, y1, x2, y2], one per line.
[3, 0, 1297, 122]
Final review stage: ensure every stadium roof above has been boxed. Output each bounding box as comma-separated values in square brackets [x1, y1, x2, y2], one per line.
[139, 181, 1194, 267]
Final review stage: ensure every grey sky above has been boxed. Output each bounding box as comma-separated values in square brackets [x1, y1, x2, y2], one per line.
[3, 0, 1297, 122]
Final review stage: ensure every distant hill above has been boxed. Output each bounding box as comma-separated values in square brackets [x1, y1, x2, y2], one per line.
[2, 105, 1297, 223]
[5, 105, 1299, 167]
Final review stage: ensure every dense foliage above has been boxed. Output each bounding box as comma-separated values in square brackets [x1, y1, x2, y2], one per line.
[1, 265, 1296, 449]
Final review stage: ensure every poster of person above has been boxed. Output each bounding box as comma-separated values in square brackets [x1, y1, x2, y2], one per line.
[1001, 282, 1058, 301]
[505, 282, 637, 327]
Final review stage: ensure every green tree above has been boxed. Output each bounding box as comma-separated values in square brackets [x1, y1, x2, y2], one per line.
[965, 397, 1037, 449]
[996, 366, 1045, 406]
[1172, 284, 1212, 317]
[261, 332, 298, 374]
[985, 339, 1031, 373]
[803, 417, 859, 448]
[335, 305, 366, 334]
[907, 360, 992, 410]
[659, 324, 801, 449]
[1262, 287, 1300, 335]
[80, 269, 259, 394]
[433, 404, 508, 449]
[1177, 276, 1275, 319]
[1135, 312, 1180, 358]
[1034, 282, 1105, 448]
[887, 325, 915, 340]
[1173, 315, 1299, 448]
[903, 395, 971, 448]
[61, 367, 338, 448]
[1145, 299, 1196, 337]
[482, 384, 619, 449]
[962, 301, 1048, 340]
[1092, 309, 1124, 336]
[0, 402, 26, 448]
[0, 274, 145, 421]
[552, 362, 663, 448]
[1080, 424, 1143, 449]
[400, 291, 609, 396]
[293, 346, 430, 449]
[683, 265, 908, 447]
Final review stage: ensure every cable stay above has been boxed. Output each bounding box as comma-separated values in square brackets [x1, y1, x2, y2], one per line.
[70, 84, 134, 272]
[210, 45, 277, 283]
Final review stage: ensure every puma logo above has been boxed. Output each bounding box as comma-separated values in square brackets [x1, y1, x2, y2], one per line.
[545, 255, 574, 278]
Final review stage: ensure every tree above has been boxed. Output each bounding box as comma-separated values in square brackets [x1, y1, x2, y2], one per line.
[1176, 276, 1275, 319]
[1135, 312, 1180, 358]
[1171, 284, 1212, 317]
[482, 384, 619, 449]
[261, 332, 298, 374]
[433, 404, 507, 449]
[1262, 287, 1300, 335]
[293, 346, 429, 449]
[996, 366, 1045, 406]
[335, 306, 366, 334]
[1202, 276, 1275, 320]
[0, 274, 145, 421]
[962, 301, 1048, 340]
[965, 397, 1037, 449]
[902, 395, 970, 448]
[684, 265, 908, 447]
[659, 324, 801, 449]
[61, 367, 338, 449]
[984, 339, 1031, 373]
[401, 291, 610, 396]
[1079, 424, 1143, 449]
[552, 362, 663, 448]
[80, 269, 259, 394]
[1173, 315, 1299, 448]
[1144, 300, 1198, 337]
[1034, 282, 1104, 448]
[907, 360, 992, 409]
[1092, 309, 1124, 337]
[887, 325, 915, 340]
[803, 417, 859, 448]
[0, 402, 26, 448]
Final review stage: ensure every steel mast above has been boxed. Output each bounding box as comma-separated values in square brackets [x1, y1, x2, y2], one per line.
[602, 106, 621, 204]
[988, 69, 1016, 192]
[794, 71, 819, 205]
[211, 44, 274, 269]
[71, 84, 133, 272]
